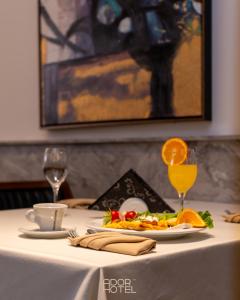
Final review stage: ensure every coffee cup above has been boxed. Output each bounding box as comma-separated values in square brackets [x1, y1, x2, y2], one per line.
[25, 203, 67, 231]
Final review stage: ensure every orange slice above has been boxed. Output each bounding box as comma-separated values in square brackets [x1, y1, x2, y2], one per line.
[176, 208, 206, 228]
[161, 138, 188, 165]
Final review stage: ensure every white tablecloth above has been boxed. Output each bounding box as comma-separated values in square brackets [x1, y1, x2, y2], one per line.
[0, 200, 239, 300]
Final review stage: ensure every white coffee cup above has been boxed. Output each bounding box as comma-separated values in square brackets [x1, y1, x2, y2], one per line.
[25, 203, 67, 231]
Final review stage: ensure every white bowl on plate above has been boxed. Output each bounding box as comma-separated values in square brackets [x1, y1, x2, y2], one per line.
[119, 197, 148, 212]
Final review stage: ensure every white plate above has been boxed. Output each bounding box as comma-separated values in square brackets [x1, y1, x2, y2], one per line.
[18, 227, 72, 239]
[87, 220, 205, 240]
[119, 197, 148, 212]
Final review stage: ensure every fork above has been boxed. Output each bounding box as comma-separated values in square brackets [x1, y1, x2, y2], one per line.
[68, 228, 97, 238]
[68, 229, 78, 238]
[224, 209, 234, 215]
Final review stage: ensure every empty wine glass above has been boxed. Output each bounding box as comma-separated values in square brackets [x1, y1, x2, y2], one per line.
[43, 148, 68, 203]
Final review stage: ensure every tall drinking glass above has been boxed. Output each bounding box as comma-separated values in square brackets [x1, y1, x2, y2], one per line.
[168, 148, 197, 210]
[43, 148, 68, 203]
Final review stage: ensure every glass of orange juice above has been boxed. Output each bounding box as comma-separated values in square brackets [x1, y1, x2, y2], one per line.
[168, 148, 197, 210]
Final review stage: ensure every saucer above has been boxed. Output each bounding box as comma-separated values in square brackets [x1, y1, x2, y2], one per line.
[18, 227, 72, 239]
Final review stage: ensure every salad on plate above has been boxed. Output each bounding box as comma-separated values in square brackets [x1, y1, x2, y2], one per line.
[102, 208, 214, 231]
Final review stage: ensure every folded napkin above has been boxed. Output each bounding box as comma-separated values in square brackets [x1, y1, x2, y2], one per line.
[223, 213, 240, 223]
[69, 232, 156, 256]
[59, 198, 95, 208]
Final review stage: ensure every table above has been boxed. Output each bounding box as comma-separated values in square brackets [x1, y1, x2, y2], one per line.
[0, 200, 239, 300]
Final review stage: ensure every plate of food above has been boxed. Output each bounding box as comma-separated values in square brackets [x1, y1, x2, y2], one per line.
[87, 209, 214, 239]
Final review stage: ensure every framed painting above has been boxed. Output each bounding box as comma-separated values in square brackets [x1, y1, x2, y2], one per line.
[39, 0, 212, 128]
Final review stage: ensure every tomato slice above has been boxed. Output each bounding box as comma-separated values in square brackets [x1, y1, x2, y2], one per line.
[125, 211, 137, 220]
[111, 210, 120, 221]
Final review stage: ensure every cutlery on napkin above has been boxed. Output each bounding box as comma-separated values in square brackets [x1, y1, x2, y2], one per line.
[59, 198, 95, 208]
[68, 232, 156, 256]
[222, 211, 240, 223]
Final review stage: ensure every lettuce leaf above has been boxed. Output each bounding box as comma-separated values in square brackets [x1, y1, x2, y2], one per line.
[103, 211, 112, 225]
[198, 210, 214, 228]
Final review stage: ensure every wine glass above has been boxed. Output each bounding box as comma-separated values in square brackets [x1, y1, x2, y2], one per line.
[168, 148, 198, 210]
[43, 148, 68, 203]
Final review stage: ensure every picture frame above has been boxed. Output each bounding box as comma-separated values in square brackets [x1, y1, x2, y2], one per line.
[39, 0, 212, 128]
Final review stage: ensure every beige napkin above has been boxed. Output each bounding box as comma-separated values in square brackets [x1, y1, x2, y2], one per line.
[223, 213, 240, 223]
[69, 232, 156, 256]
[59, 198, 95, 208]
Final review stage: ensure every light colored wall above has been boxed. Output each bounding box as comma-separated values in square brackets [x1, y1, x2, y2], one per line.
[0, 0, 239, 143]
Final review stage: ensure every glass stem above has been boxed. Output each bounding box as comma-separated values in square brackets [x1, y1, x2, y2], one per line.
[178, 193, 185, 210]
[52, 186, 60, 203]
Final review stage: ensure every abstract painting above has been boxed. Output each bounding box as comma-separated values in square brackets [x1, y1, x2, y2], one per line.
[39, 0, 211, 127]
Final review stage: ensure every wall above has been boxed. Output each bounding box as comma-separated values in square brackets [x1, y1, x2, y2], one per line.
[0, 1, 239, 204]
[0, 140, 239, 203]
[0, 0, 239, 143]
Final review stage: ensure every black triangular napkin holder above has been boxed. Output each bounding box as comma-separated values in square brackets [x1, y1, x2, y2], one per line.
[88, 169, 174, 212]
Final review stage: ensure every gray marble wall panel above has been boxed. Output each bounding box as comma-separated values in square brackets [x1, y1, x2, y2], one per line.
[0, 140, 239, 204]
